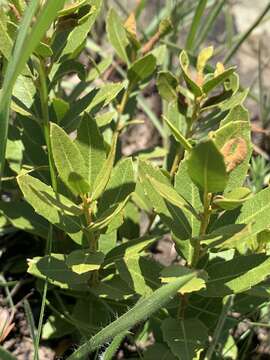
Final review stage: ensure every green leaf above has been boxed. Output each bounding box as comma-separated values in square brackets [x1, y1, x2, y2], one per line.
[127, 54, 156, 84]
[160, 265, 207, 294]
[174, 160, 202, 263]
[151, 44, 167, 66]
[0, 201, 48, 238]
[98, 158, 135, 213]
[144, 344, 177, 360]
[87, 82, 125, 112]
[91, 133, 117, 201]
[175, 160, 202, 237]
[0, 0, 66, 179]
[89, 197, 130, 232]
[87, 56, 113, 82]
[60, 82, 124, 132]
[201, 224, 250, 251]
[0, 347, 17, 360]
[213, 187, 251, 210]
[106, 8, 129, 64]
[35, 41, 53, 57]
[104, 236, 157, 266]
[0, 10, 13, 59]
[42, 315, 74, 340]
[204, 254, 270, 297]
[157, 71, 178, 102]
[187, 139, 228, 193]
[58, 0, 88, 17]
[179, 50, 202, 97]
[50, 60, 86, 85]
[28, 253, 90, 290]
[138, 160, 191, 250]
[59, 0, 103, 58]
[96, 110, 116, 127]
[50, 123, 89, 195]
[6, 138, 24, 174]
[162, 318, 208, 360]
[76, 113, 106, 193]
[99, 231, 117, 254]
[66, 250, 104, 274]
[52, 97, 70, 122]
[66, 271, 198, 360]
[234, 186, 270, 240]
[203, 67, 236, 93]
[13, 75, 36, 109]
[92, 274, 134, 300]
[147, 176, 198, 219]
[117, 256, 162, 296]
[17, 174, 83, 242]
[163, 116, 192, 151]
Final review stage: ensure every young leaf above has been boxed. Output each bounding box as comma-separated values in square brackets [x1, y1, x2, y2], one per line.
[76, 113, 106, 193]
[162, 318, 208, 360]
[50, 123, 90, 195]
[106, 8, 129, 64]
[157, 71, 178, 102]
[197, 46, 214, 74]
[163, 116, 192, 151]
[203, 67, 236, 93]
[66, 271, 198, 360]
[127, 54, 156, 84]
[187, 139, 228, 193]
[179, 50, 203, 97]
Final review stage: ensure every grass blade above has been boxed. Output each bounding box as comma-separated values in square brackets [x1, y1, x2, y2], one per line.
[224, 2, 270, 64]
[102, 331, 127, 360]
[205, 296, 234, 360]
[0, 0, 65, 180]
[34, 225, 53, 360]
[194, 0, 225, 49]
[67, 272, 197, 360]
[185, 0, 208, 51]
[24, 299, 37, 344]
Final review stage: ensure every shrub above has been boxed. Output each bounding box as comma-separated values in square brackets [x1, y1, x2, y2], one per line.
[1, 1, 270, 359]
